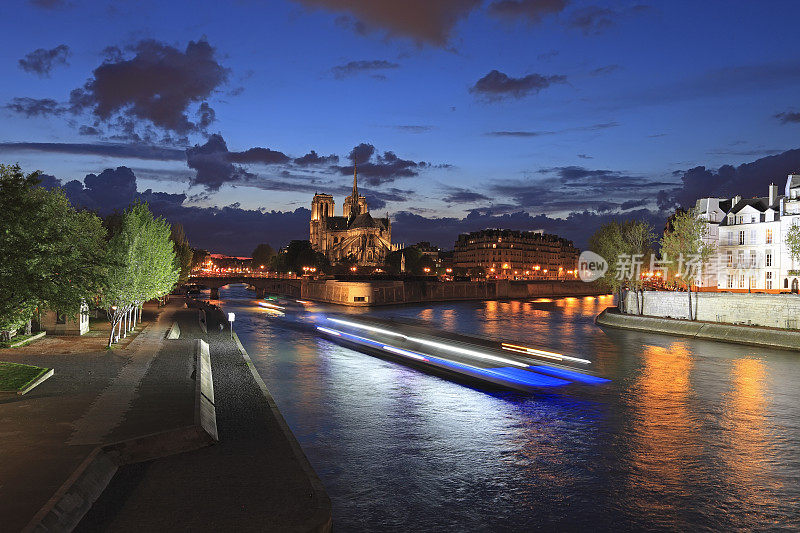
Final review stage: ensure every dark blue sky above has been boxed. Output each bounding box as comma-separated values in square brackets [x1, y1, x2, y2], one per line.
[3, 0, 800, 254]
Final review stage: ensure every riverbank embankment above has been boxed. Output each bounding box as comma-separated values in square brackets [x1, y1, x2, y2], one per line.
[596, 307, 800, 352]
[78, 299, 332, 532]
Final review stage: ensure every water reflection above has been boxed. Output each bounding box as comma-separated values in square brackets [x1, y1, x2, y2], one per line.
[215, 286, 800, 531]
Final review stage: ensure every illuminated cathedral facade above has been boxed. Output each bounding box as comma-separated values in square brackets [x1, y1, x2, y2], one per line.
[310, 166, 396, 266]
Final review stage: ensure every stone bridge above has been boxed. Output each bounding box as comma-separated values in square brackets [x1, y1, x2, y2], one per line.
[188, 275, 303, 299]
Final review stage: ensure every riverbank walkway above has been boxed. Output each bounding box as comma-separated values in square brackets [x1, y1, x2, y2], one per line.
[1, 298, 330, 532]
[77, 303, 332, 532]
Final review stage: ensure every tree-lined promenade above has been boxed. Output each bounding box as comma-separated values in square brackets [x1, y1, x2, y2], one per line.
[0, 164, 191, 345]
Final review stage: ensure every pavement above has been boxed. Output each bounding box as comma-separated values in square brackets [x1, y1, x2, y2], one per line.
[76, 303, 332, 532]
[0, 299, 195, 532]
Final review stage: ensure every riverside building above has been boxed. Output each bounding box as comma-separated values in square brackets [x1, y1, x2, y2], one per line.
[695, 174, 800, 293]
[453, 229, 579, 279]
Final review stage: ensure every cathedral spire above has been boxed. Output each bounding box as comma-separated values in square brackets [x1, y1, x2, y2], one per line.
[353, 160, 359, 200]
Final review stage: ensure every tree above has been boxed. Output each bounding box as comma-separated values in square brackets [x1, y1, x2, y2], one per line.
[588, 219, 655, 314]
[170, 223, 194, 284]
[660, 208, 716, 320]
[0, 164, 107, 336]
[786, 221, 800, 270]
[270, 240, 329, 274]
[251, 243, 276, 271]
[102, 202, 179, 345]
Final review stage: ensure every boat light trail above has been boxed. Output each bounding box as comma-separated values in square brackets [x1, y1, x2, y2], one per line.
[259, 301, 285, 310]
[327, 317, 528, 368]
[316, 326, 341, 336]
[501, 343, 591, 365]
[382, 345, 428, 361]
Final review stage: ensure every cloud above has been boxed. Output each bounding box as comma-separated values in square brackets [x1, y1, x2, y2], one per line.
[568, 5, 649, 36]
[294, 0, 481, 46]
[228, 147, 291, 165]
[41, 166, 309, 255]
[391, 208, 664, 251]
[442, 187, 490, 204]
[589, 64, 620, 76]
[486, 122, 618, 137]
[69, 39, 228, 136]
[577, 153, 592, 159]
[470, 70, 566, 101]
[331, 59, 399, 79]
[294, 150, 339, 166]
[775, 111, 800, 124]
[394, 125, 434, 133]
[0, 141, 185, 160]
[336, 142, 431, 185]
[488, 0, 567, 23]
[4, 97, 66, 117]
[656, 148, 800, 210]
[18, 44, 70, 76]
[185, 134, 251, 190]
[78, 125, 102, 136]
[620, 198, 648, 210]
[29, 0, 66, 8]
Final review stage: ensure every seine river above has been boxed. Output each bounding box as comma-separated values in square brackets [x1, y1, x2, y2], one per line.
[214, 285, 800, 531]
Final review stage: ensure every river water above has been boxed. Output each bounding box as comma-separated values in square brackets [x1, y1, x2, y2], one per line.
[214, 285, 800, 531]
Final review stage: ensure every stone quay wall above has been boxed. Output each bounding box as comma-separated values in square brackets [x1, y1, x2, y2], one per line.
[302, 279, 604, 306]
[622, 290, 800, 330]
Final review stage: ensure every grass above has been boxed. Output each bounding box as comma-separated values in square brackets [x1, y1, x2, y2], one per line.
[0, 333, 39, 349]
[0, 362, 50, 391]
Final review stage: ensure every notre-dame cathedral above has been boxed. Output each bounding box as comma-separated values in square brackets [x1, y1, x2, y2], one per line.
[309, 165, 396, 266]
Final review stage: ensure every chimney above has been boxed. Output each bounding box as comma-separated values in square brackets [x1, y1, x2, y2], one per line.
[769, 183, 779, 205]
[732, 195, 741, 206]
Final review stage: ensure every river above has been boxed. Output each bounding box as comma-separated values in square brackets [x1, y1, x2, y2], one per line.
[213, 285, 800, 531]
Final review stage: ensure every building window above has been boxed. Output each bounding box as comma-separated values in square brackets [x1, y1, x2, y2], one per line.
[766, 271, 773, 290]
[737, 250, 744, 266]
[766, 228, 773, 244]
[739, 230, 745, 245]
[766, 252, 772, 267]
[751, 215, 756, 223]
[727, 275, 733, 288]
[739, 274, 745, 288]
[726, 251, 733, 267]
[750, 250, 757, 267]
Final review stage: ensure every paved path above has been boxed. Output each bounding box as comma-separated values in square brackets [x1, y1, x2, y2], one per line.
[0, 300, 195, 532]
[78, 304, 332, 532]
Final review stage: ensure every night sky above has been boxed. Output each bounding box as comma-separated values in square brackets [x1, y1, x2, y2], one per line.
[2, 0, 800, 255]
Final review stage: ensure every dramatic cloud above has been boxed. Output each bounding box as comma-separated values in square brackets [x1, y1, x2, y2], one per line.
[78, 125, 102, 136]
[41, 166, 310, 255]
[775, 111, 800, 124]
[488, 0, 567, 23]
[18, 44, 70, 76]
[470, 70, 566, 101]
[229, 147, 291, 165]
[295, 0, 481, 46]
[294, 150, 339, 166]
[337, 142, 431, 185]
[186, 134, 251, 190]
[442, 187, 490, 204]
[391, 208, 664, 251]
[331, 59, 399, 79]
[0, 141, 184, 160]
[4, 97, 66, 117]
[69, 39, 228, 136]
[656, 148, 800, 210]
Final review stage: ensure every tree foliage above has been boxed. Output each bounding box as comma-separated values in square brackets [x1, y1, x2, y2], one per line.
[170, 223, 193, 284]
[787, 222, 800, 267]
[102, 202, 179, 344]
[588, 219, 655, 313]
[0, 164, 107, 332]
[660, 208, 715, 320]
[384, 247, 435, 275]
[270, 240, 329, 273]
[251, 243, 276, 270]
